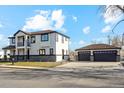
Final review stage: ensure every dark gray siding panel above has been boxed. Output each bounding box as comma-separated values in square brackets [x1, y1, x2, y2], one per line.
[13, 55, 56, 62]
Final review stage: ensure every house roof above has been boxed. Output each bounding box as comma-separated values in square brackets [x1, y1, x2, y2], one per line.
[13, 30, 70, 38]
[14, 30, 30, 36]
[8, 36, 15, 39]
[75, 44, 121, 51]
[2, 45, 15, 50]
[30, 30, 54, 35]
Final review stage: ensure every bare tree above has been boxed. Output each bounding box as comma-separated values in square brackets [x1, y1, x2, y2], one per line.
[101, 5, 124, 32]
[111, 35, 121, 47]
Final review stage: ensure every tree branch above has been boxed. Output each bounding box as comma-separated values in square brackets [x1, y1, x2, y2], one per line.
[112, 19, 124, 33]
[116, 5, 124, 13]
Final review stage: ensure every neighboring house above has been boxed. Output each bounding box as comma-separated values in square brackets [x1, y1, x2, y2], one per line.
[2, 30, 70, 62]
[75, 44, 121, 62]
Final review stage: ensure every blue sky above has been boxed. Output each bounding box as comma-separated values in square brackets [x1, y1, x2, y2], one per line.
[0, 5, 124, 52]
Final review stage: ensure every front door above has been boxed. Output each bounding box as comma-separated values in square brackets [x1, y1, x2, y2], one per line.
[27, 49, 30, 60]
[62, 49, 64, 59]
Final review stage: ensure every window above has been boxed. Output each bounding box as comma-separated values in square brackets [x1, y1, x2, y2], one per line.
[12, 38, 15, 44]
[41, 34, 49, 41]
[50, 48, 54, 55]
[65, 37, 67, 41]
[31, 36, 35, 43]
[39, 49, 46, 55]
[62, 36, 64, 43]
[56, 34, 58, 42]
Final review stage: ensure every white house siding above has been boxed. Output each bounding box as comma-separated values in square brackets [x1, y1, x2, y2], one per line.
[7, 31, 69, 62]
[56, 34, 69, 62]
[30, 33, 56, 55]
[17, 49, 24, 55]
[10, 50, 15, 55]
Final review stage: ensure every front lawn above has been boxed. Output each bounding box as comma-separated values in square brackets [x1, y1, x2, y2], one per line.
[0, 62, 64, 68]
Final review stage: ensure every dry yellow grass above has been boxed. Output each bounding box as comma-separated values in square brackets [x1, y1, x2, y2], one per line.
[14, 62, 63, 68]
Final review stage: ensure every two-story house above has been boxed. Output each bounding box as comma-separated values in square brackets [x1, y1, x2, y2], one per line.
[2, 30, 70, 62]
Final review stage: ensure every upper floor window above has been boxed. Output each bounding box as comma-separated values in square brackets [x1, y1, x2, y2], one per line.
[41, 34, 49, 41]
[56, 34, 58, 42]
[50, 48, 54, 55]
[39, 49, 46, 55]
[31, 36, 35, 43]
[65, 37, 67, 41]
[62, 36, 64, 43]
[12, 38, 15, 44]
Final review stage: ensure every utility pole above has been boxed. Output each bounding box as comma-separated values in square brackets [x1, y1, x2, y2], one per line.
[122, 33, 124, 46]
[107, 35, 111, 45]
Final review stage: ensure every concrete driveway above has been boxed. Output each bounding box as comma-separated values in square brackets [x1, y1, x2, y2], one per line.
[56, 62, 121, 69]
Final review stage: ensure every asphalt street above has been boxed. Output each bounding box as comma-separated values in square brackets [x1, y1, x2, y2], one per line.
[0, 67, 124, 88]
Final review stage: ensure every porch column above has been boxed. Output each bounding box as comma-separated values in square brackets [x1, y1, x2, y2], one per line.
[24, 48, 27, 60]
[3, 50, 7, 60]
[90, 50, 94, 61]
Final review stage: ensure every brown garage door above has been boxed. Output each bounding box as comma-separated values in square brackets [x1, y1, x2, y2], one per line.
[78, 51, 90, 61]
[93, 50, 117, 62]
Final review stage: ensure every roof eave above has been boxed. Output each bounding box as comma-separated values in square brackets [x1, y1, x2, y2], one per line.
[75, 48, 121, 51]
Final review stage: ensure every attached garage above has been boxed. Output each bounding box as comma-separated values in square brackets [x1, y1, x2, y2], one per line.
[78, 51, 90, 61]
[93, 50, 117, 62]
[75, 44, 121, 62]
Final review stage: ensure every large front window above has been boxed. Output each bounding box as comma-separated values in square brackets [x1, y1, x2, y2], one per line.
[62, 36, 64, 43]
[31, 36, 35, 43]
[41, 34, 49, 41]
[39, 49, 46, 55]
[17, 36, 24, 46]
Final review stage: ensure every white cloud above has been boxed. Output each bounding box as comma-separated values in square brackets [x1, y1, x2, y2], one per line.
[22, 9, 66, 32]
[51, 9, 65, 29]
[102, 25, 111, 33]
[79, 40, 86, 45]
[72, 16, 77, 22]
[22, 14, 51, 31]
[82, 26, 90, 34]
